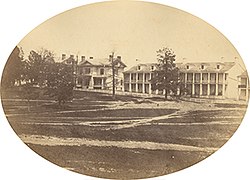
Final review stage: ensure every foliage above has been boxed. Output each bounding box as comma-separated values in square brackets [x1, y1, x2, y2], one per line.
[151, 47, 181, 100]
[1, 46, 25, 88]
[1, 47, 74, 107]
[44, 63, 74, 106]
[25, 49, 55, 86]
[21, 83, 41, 111]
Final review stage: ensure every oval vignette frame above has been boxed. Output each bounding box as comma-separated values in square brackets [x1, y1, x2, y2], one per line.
[0, 0, 249, 180]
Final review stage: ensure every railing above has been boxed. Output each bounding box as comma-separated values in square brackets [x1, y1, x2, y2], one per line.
[210, 80, 216, 84]
[238, 85, 247, 88]
[218, 80, 224, 84]
[194, 79, 200, 83]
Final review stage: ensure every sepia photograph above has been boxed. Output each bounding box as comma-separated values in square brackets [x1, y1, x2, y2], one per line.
[0, 0, 250, 180]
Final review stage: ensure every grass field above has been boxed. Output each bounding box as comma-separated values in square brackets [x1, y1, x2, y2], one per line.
[1, 90, 247, 179]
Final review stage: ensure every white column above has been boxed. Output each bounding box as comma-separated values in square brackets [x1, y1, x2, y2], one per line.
[89, 77, 94, 89]
[142, 73, 145, 93]
[208, 73, 210, 96]
[135, 73, 138, 92]
[200, 73, 203, 96]
[149, 73, 152, 94]
[215, 73, 219, 96]
[222, 73, 225, 98]
[184, 73, 187, 86]
[184, 73, 187, 95]
[101, 78, 104, 89]
[192, 73, 195, 96]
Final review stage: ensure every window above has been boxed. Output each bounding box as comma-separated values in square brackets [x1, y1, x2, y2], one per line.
[201, 65, 204, 69]
[217, 65, 220, 69]
[100, 68, 104, 75]
[138, 66, 141, 70]
[144, 73, 150, 82]
[131, 73, 136, 81]
[77, 77, 82, 85]
[79, 68, 83, 75]
[210, 73, 216, 83]
[151, 66, 154, 70]
[202, 73, 208, 82]
[187, 65, 189, 69]
[218, 73, 223, 83]
[84, 68, 90, 74]
[180, 73, 185, 82]
[138, 73, 143, 81]
[202, 84, 208, 95]
[210, 84, 216, 95]
[218, 84, 223, 96]
[225, 73, 228, 81]
[187, 73, 193, 83]
[241, 78, 247, 85]
[124, 74, 130, 82]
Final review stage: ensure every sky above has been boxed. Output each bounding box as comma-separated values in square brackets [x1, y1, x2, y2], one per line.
[18, 1, 245, 69]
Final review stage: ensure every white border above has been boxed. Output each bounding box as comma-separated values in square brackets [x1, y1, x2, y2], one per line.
[0, 1, 249, 180]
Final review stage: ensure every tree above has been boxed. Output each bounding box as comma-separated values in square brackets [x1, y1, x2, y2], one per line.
[108, 52, 124, 100]
[151, 47, 180, 100]
[109, 52, 116, 100]
[21, 83, 41, 112]
[25, 49, 55, 86]
[45, 63, 74, 106]
[1, 46, 24, 88]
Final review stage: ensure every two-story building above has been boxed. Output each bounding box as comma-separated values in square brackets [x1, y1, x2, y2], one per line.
[76, 55, 126, 90]
[123, 62, 246, 100]
[123, 63, 156, 94]
[238, 71, 249, 101]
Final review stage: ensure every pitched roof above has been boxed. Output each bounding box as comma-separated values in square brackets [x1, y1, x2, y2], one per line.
[124, 62, 236, 73]
[78, 58, 110, 66]
[78, 58, 126, 67]
[178, 62, 235, 73]
[238, 71, 249, 78]
[124, 63, 158, 73]
[62, 56, 75, 64]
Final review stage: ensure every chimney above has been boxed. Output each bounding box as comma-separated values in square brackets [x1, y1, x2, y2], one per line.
[62, 54, 66, 60]
[89, 56, 93, 59]
[81, 56, 85, 62]
[117, 56, 121, 61]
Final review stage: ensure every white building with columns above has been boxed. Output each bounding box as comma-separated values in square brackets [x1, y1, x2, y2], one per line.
[123, 62, 246, 100]
[123, 63, 156, 94]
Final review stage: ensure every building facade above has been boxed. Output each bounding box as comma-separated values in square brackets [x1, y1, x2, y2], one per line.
[238, 71, 249, 101]
[123, 62, 246, 100]
[75, 55, 126, 90]
[123, 63, 156, 94]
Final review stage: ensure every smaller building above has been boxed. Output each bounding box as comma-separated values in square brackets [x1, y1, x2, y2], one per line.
[76, 55, 126, 90]
[123, 63, 156, 94]
[237, 71, 249, 101]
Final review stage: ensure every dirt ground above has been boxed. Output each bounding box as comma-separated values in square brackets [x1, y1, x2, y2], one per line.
[1, 90, 247, 179]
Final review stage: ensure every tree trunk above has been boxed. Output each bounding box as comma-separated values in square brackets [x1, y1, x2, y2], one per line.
[164, 89, 168, 100]
[58, 99, 61, 107]
[27, 99, 30, 112]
